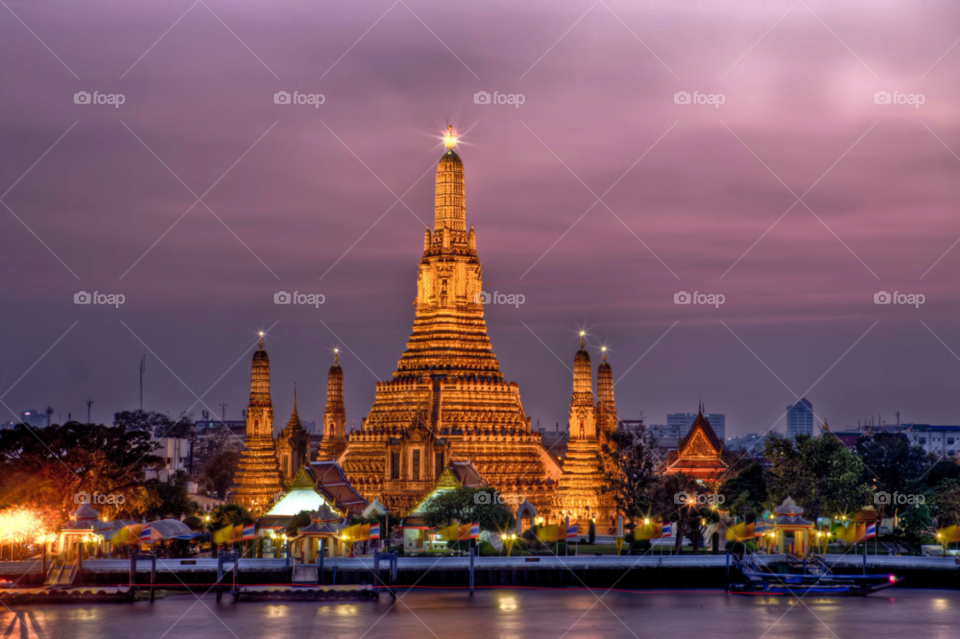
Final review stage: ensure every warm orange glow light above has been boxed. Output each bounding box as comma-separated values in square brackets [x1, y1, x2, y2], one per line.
[443, 125, 457, 149]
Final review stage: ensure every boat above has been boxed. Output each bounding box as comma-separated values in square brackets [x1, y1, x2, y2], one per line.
[727, 554, 903, 596]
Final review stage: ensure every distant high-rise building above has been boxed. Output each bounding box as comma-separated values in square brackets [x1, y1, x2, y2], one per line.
[19, 410, 47, 428]
[786, 398, 814, 437]
[667, 412, 725, 441]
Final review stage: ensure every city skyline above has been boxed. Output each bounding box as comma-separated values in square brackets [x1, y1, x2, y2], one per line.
[5, 1, 960, 439]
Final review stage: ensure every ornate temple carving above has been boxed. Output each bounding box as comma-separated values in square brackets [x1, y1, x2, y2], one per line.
[229, 334, 284, 515]
[316, 351, 348, 463]
[336, 125, 562, 514]
[555, 334, 617, 534]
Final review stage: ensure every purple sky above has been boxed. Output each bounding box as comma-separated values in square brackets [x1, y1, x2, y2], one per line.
[3, 0, 960, 438]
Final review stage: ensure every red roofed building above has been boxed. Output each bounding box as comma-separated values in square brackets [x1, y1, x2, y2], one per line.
[663, 406, 732, 485]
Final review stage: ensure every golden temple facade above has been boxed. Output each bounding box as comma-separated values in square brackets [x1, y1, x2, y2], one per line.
[229, 335, 284, 515]
[335, 126, 561, 514]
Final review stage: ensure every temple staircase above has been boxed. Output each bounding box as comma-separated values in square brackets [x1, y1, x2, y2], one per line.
[44, 560, 78, 587]
[292, 563, 318, 585]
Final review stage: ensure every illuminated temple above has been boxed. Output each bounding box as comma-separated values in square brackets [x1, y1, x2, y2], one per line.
[326, 126, 562, 513]
[230, 124, 731, 527]
[229, 334, 284, 514]
[554, 335, 618, 534]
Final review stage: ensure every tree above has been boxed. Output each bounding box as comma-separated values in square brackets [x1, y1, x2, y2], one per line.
[930, 479, 960, 528]
[146, 482, 198, 520]
[764, 434, 870, 521]
[420, 486, 514, 531]
[114, 410, 193, 438]
[0, 422, 162, 522]
[854, 432, 929, 522]
[601, 429, 659, 536]
[286, 510, 314, 537]
[718, 461, 768, 519]
[648, 473, 706, 554]
[208, 503, 253, 531]
[201, 449, 240, 498]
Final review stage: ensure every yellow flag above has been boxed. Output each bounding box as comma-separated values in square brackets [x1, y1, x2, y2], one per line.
[614, 537, 623, 554]
[937, 525, 959, 542]
[536, 524, 559, 543]
[725, 522, 753, 542]
[435, 523, 460, 541]
[212, 525, 234, 544]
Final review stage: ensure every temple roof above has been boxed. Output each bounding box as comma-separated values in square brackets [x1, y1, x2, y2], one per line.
[308, 461, 369, 515]
[665, 408, 730, 475]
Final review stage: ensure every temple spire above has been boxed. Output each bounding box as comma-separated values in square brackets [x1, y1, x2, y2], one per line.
[571, 331, 593, 406]
[435, 123, 465, 232]
[229, 329, 283, 514]
[316, 348, 347, 462]
[596, 346, 616, 433]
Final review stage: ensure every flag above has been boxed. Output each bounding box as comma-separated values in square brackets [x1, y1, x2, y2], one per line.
[662, 522, 672, 537]
[233, 524, 244, 543]
[242, 524, 256, 541]
[566, 523, 578, 540]
[140, 524, 152, 544]
[370, 523, 380, 539]
[470, 523, 480, 539]
[754, 522, 766, 537]
[212, 525, 234, 545]
[864, 523, 876, 540]
[536, 524, 559, 543]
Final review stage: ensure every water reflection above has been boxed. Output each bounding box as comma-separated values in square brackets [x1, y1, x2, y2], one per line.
[498, 594, 518, 612]
[317, 604, 358, 616]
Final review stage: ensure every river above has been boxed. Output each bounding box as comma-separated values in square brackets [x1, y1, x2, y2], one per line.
[2, 588, 958, 638]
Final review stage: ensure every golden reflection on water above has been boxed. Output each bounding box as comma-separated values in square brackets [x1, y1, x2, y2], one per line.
[264, 605, 288, 617]
[498, 594, 518, 612]
[65, 607, 103, 621]
[317, 604, 358, 616]
[932, 598, 950, 610]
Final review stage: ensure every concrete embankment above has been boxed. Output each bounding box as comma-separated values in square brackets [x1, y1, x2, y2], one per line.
[2, 554, 956, 590]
